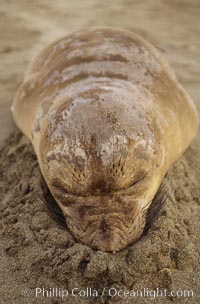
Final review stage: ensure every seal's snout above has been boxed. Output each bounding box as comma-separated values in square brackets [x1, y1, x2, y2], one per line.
[91, 231, 124, 252]
[60, 193, 146, 252]
[89, 217, 128, 252]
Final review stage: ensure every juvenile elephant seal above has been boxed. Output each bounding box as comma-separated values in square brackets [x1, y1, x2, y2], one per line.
[11, 27, 199, 252]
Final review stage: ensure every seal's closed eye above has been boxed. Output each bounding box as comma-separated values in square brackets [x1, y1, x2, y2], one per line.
[129, 173, 148, 188]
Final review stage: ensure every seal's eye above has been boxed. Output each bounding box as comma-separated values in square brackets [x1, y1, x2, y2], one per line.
[50, 177, 68, 193]
[51, 178, 68, 194]
[129, 172, 147, 188]
[51, 178, 80, 207]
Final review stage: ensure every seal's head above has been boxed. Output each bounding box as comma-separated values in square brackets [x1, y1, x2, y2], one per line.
[39, 87, 164, 251]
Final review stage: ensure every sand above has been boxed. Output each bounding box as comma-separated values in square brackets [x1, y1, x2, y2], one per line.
[0, 1, 200, 303]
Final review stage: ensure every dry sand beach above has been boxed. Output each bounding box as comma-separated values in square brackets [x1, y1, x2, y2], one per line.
[0, 0, 200, 303]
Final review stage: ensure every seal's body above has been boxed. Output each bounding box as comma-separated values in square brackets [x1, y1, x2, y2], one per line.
[12, 28, 199, 251]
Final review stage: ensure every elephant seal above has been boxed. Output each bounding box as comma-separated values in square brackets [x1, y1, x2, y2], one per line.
[11, 27, 199, 252]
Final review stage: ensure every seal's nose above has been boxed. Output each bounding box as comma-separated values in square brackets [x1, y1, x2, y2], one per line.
[90, 217, 126, 252]
[91, 231, 125, 252]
